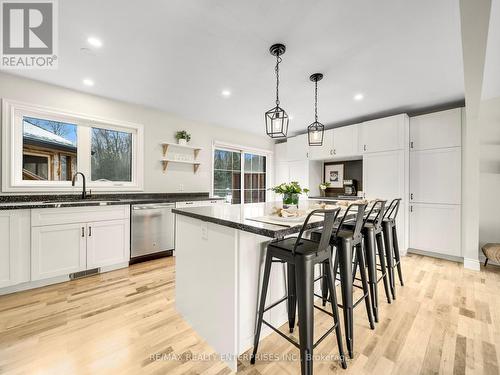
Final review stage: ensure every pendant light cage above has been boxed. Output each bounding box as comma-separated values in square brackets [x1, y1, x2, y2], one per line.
[308, 73, 324, 146]
[266, 44, 289, 138]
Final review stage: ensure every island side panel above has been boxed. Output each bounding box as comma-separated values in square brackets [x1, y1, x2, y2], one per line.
[175, 215, 238, 371]
[237, 230, 288, 355]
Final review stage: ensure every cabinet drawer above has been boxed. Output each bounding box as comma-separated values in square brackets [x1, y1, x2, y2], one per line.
[32, 205, 130, 227]
[175, 201, 197, 208]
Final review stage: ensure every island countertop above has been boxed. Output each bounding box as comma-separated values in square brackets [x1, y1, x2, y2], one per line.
[172, 201, 341, 238]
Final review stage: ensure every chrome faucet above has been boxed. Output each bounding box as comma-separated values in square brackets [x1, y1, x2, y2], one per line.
[72, 172, 87, 199]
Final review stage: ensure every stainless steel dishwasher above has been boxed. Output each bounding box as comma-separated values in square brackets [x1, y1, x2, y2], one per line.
[131, 203, 175, 262]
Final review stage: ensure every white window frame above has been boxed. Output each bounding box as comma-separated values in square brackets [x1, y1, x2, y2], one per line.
[211, 140, 273, 204]
[2, 99, 144, 192]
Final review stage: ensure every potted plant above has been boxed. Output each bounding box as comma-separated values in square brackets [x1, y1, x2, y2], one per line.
[175, 130, 191, 145]
[269, 181, 309, 209]
[319, 182, 331, 197]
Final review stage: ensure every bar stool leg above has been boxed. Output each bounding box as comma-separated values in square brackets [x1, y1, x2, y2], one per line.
[364, 230, 379, 322]
[295, 258, 315, 375]
[325, 256, 347, 369]
[287, 263, 297, 333]
[392, 225, 404, 286]
[376, 232, 391, 304]
[383, 222, 396, 300]
[250, 251, 273, 364]
[336, 240, 354, 359]
[355, 243, 375, 329]
[321, 262, 329, 307]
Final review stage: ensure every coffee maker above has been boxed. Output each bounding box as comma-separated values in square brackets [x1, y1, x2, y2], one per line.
[343, 179, 357, 196]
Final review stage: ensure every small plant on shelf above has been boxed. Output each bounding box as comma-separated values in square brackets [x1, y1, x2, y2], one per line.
[319, 181, 331, 196]
[269, 181, 309, 209]
[175, 130, 191, 145]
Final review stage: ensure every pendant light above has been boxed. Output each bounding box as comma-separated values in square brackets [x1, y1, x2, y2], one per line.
[265, 44, 288, 138]
[308, 73, 325, 146]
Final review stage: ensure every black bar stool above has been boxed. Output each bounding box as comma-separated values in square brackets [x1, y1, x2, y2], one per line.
[349, 200, 392, 322]
[382, 198, 404, 299]
[250, 208, 347, 374]
[311, 203, 375, 359]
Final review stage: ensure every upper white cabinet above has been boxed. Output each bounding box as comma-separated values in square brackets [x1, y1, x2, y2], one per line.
[274, 142, 288, 162]
[308, 129, 334, 160]
[363, 150, 405, 200]
[410, 108, 462, 151]
[410, 148, 461, 205]
[333, 124, 359, 158]
[0, 210, 30, 288]
[359, 114, 408, 154]
[286, 134, 309, 161]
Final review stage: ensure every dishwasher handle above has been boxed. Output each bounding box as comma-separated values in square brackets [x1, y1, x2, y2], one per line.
[132, 203, 175, 210]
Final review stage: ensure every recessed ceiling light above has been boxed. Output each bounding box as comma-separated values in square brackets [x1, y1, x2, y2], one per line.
[87, 37, 102, 48]
[83, 78, 94, 86]
[221, 90, 231, 97]
[354, 93, 364, 101]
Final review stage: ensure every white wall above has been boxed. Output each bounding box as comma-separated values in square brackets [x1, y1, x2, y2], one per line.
[0, 73, 274, 194]
[479, 97, 500, 261]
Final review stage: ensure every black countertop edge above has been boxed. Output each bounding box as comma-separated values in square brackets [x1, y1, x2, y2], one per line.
[0, 194, 224, 210]
[172, 208, 325, 239]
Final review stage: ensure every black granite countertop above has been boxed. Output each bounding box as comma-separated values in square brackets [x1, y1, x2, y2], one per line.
[173, 201, 348, 238]
[0, 193, 224, 210]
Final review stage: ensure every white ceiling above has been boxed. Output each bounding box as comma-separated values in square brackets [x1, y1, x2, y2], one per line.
[11, 0, 464, 136]
[482, 0, 500, 101]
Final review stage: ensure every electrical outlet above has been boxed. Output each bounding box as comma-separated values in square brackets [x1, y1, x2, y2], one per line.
[178, 184, 184, 191]
[201, 222, 208, 240]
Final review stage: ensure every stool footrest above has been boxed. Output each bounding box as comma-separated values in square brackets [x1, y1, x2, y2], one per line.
[263, 296, 288, 313]
[262, 320, 299, 349]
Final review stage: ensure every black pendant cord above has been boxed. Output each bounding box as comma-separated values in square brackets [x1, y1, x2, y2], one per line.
[314, 79, 319, 124]
[275, 54, 282, 106]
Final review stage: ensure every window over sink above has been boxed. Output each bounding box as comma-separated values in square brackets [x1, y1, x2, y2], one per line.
[2, 100, 144, 192]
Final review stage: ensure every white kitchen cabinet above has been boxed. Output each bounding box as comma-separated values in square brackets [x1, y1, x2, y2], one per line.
[409, 203, 461, 257]
[363, 150, 405, 199]
[288, 160, 309, 191]
[410, 148, 461, 205]
[31, 223, 87, 281]
[274, 142, 288, 162]
[308, 129, 334, 160]
[333, 124, 359, 158]
[359, 114, 407, 154]
[410, 108, 462, 151]
[87, 220, 129, 268]
[286, 134, 309, 161]
[0, 210, 30, 288]
[275, 161, 289, 185]
[176, 200, 222, 208]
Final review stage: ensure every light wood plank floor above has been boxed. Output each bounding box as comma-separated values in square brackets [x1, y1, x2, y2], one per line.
[0, 254, 499, 375]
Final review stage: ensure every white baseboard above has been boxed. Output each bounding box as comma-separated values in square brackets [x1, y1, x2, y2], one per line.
[463, 257, 480, 271]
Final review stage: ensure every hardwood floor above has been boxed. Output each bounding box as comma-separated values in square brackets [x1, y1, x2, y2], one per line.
[0, 254, 499, 375]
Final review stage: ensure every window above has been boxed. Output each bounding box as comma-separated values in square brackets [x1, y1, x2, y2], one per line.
[2, 100, 144, 192]
[212, 145, 270, 204]
[91, 127, 132, 182]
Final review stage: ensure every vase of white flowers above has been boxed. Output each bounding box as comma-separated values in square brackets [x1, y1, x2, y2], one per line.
[319, 182, 331, 197]
[270, 182, 309, 209]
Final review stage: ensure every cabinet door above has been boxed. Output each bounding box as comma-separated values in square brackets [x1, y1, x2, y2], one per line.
[288, 160, 309, 198]
[275, 161, 289, 185]
[410, 148, 461, 204]
[308, 129, 334, 160]
[359, 115, 406, 153]
[31, 223, 86, 281]
[0, 210, 30, 288]
[333, 124, 359, 157]
[274, 142, 288, 162]
[363, 150, 405, 199]
[409, 203, 461, 257]
[410, 108, 461, 151]
[87, 220, 130, 268]
[286, 134, 309, 161]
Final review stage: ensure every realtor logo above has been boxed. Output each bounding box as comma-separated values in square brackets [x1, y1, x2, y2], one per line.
[1, 0, 58, 69]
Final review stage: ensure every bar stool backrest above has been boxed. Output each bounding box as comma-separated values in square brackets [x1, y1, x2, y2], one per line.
[292, 208, 341, 256]
[383, 198, 401, 221]
[336, 203, 367, 239]
[364, 200, 386, 229]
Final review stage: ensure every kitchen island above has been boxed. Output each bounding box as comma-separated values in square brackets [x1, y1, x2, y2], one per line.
[173, 201, 336, 371]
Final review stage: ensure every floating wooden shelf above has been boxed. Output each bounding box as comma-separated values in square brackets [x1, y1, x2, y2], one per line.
[160, 142, 203, 158]
[161, 159, 201, 173]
